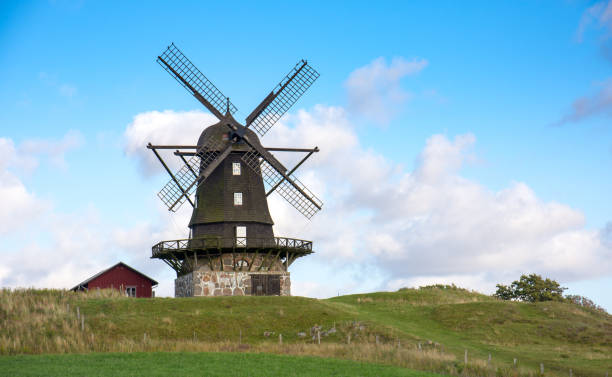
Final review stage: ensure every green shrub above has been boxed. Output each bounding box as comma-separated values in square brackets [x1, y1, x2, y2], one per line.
[494, 274, 565, 302]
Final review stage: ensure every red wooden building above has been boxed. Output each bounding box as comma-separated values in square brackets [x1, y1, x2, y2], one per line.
[71, 262, 158, 298]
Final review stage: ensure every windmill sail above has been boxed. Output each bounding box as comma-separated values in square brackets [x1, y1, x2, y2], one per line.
[241, 150, 322, 219]
[157, 43, 237, 119]
[245, 60, 319, 137]
[157, 137, 227, 212]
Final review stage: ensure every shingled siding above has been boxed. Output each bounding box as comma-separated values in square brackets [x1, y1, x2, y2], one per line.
[190, 222, 274, 240]
[189, 123, 275, 229]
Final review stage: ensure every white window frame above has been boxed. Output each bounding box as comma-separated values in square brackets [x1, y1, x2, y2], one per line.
[125, 286, 136, 297]
[232, 162, 241, 175]
[236, 226, 247, 247]
[234, 192, 243, 206]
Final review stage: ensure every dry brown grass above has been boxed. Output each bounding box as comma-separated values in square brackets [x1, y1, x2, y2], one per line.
[0, 288, 122, 354]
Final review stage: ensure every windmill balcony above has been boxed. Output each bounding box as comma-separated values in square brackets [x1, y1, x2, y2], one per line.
[151, 236, 313, 259]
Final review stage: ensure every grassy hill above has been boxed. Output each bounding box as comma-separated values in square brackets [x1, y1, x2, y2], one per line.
[1, 286, 610, 376]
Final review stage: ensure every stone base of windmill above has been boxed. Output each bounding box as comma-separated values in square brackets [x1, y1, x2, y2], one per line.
[174, 253, 291, 297]
[174, 271, 290, 297]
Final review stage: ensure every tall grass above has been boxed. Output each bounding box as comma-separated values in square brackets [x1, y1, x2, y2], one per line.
[0, 288, 553, 376]
[0, 288, 122, 354]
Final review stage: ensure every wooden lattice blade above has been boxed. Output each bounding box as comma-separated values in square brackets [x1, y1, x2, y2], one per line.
[157, 43, 237, 119]
[245, 60, 319, 137]
[241, 150, 323, 219]
[157, 137, 227, 212]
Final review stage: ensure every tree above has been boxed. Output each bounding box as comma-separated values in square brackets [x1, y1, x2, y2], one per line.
[494, 274, 566, 302]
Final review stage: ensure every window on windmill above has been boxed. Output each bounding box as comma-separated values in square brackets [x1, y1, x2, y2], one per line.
[236, 226, 247, 247]
[235, 259, 248, 269]
[234, 192, 243, 205]
[232, 162, 241, 175]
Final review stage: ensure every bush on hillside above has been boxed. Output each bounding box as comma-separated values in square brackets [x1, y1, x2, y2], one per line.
[494, 273, 566, 302]
[565, 294, 607, 314]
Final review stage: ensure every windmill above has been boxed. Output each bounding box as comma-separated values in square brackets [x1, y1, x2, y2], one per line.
[148, 43, 323, 297]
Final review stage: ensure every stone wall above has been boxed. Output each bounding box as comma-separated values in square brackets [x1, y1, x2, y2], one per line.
[175, 271, 290, 297]
[174, 252, 292, 297]
[194, 271, 249, 296]
[174, 271, 291, 297]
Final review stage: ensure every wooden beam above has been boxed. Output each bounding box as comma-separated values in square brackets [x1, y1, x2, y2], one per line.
[258, 250, 274, 271]
[250, 250, 259, 272]
[204, 250, 214, 271]
[269, 251, 281, 271]
[147, 144, 198, 150]
[149, 144, 195, 208]
[265, 147, 319, 152]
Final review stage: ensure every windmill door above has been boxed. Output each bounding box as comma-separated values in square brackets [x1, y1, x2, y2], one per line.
[251, 274, 281, 296]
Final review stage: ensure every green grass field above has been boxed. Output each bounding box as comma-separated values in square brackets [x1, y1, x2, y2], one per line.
[0, 352, 445, 377]
[1, 286, 610, 376]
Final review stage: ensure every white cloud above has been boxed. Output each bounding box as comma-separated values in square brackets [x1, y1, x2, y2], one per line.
[0, 132, 180, 296]
[39, 72, 79, 98]
[0, 198, 184, 295]
[554, 79, 612, 125]
[123, 110, 217, 176]
[562, 1, 612, 125]
[0, 133, 85, 235]
[6, 104, 608, 300]
[18, 130, 84, 170]
[602, 222, 612, 248]
[7, 97, 609, 300]
[576, 1, 612, 42]
[0, 168, 49, 235]
[59, 84, 77, 97]
[345, 57, 428, 125]
[263, 106, 612, 296]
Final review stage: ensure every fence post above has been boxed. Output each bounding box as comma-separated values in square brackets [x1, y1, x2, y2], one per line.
[418, 342, 422, 350]
[77, 307, 80, 320]
[513, 358, 517, 367]
[279, 334, 282, 345]
[540, 363, 544, 375]
[317, 330, 321, 345]
[81, 315, 84, 331]
[464, 349, 468, 365]
[569, 368, 572, 377]
[487, 353, 491, 368]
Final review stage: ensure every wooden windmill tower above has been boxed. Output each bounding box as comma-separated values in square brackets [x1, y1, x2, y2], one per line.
[148, 44, 323, 297]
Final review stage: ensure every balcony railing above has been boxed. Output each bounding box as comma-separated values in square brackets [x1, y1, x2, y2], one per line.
[152, 236, 313, 258]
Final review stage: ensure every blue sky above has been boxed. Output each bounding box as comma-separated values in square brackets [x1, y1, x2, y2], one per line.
[1, 1, 611, 309]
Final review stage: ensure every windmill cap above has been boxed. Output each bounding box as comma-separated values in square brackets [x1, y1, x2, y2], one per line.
[197, 116, 263, 152]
